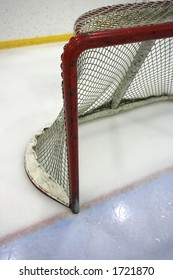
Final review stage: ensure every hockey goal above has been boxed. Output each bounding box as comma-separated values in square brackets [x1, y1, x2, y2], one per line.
[25, 0, 173, 213]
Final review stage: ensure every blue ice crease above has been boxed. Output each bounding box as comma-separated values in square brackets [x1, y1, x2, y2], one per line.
[1, 171, 173, 260]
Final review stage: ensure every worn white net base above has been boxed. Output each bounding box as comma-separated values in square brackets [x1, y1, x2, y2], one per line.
[25, 122, 70, 207]
[29, 109, 70, 206]
[24, 1, 173, 211]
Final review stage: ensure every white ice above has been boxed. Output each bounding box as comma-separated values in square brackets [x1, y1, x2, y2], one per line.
[0, 42, 173, 240]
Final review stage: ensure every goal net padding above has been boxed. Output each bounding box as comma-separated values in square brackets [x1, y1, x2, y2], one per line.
[24, 1, 173, 213]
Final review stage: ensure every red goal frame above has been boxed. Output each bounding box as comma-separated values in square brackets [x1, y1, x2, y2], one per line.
[62, 21, 173, 213]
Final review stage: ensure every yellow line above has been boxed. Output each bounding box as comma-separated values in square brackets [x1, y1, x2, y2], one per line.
[0, 34, 73, 50]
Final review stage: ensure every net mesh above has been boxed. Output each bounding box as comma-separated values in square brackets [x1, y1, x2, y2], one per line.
[74, 0, 173, 34]
[25, 1, 173, 207]
[34, 109, 69, 199]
